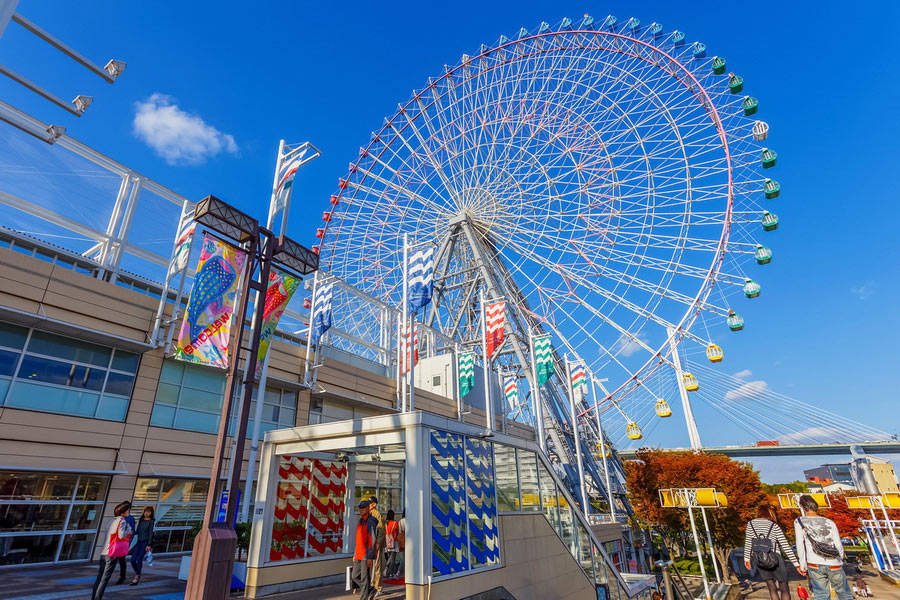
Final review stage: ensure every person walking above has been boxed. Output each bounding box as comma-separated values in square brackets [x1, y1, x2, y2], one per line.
[351, 500, 378, 600]
[397, 509, 407, 578]
[129, 506, 155, 585]
[384, 510, 400, 579]
[114, 501, 136, 585]
[92, 502, 133, 600]
[743, 503, 802, 600]
[368, 496, 386, 595]
[794, 494, 853, 600]
[854, 574, 869, 597]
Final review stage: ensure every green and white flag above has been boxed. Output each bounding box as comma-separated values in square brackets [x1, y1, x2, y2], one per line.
[503, 375, 518, 409]
[533, 335, 554, 386]
[458, 352, 475, 398]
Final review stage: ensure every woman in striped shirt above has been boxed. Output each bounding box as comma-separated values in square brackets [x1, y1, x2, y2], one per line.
[743, 504, 802, 600]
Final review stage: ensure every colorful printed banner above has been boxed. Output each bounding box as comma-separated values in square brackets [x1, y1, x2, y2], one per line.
[458, 352, 475, 398]
[175, 234, 247, 368]
[167, 221, 196, 277]
[274, 155, 305, 213]
[485, 301, 506, 357]
[255, 269, 301, 377]
[533, 334, 554, 386]
[570, 362, 588, 402]
[401, 322, 419, 374]
[503, 375, 518, 409]
[407, 246, 435, 311]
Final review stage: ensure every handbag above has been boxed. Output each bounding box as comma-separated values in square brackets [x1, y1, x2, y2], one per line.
[797, 518, 841, 560]
[797, 585, 809, 599]
[749, 522, 780, 570]
[107, 517, 131, 558]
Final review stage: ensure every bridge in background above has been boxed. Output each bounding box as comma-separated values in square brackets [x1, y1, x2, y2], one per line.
[617, 441, 900, 459]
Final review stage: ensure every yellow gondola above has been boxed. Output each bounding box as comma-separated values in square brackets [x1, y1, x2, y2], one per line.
[705, 343, 723, 363]
[682, 373, 700, 392]
[655, 399, 672, 418]
[626, 422, 643, 440]
[595, 442, 611, 458]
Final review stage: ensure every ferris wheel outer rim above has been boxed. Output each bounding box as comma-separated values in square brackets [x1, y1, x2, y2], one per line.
[317, 23, 758, 421]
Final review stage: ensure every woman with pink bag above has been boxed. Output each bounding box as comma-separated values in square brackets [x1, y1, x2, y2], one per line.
[91, 502, 133, 600]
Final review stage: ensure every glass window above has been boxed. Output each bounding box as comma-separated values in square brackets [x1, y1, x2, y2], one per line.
[0, 321, 28, 350]
[494, 444, 519, 512]
[17, 356, 106, 391]
[465, 438, 500, 568]
[576, 522, 595, 583]
[26, 331, 110, 367]
[0, 472, 108, 566]
[0, 349, 19, 376]
[6, 382, 100, 417]
[516, 450, 540, 512]
[537, 460, 560, 531]
[58, 533, 94, 561]
[134, 477, 213, 554]
[160, 360, 184, 384]
[134, 478, 161, 502]
[430, 430, 468, 575]
[104, 372, 135, 396]
[558, 498, 576, 555]
[111, 351, 139, 373]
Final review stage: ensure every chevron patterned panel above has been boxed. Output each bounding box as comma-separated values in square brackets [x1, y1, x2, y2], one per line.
[465, 437, 500, 567]
[430, 429, 469, 575]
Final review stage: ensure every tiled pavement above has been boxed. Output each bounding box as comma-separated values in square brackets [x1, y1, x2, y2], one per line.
[0, 559, 404, 600]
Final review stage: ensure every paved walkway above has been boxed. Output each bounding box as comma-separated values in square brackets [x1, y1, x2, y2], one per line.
[0, 559, 404, 600]
[737, 565, 897, 599]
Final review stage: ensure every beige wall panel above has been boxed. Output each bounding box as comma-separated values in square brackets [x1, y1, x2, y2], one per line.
[36, 306, 140, 341]
[0, 423, 123, 449]
[142, 438, 217, 458]
[140, 452, 214, 476]
[0, 264, 51, 293]
[0, 439, 116, 471]
[0, 291, 43, 314]
[48, 264, 158, 309]
[0, 407, 125, 435]
[42, 283, 152, 326]
[0, 248, 55, 275]
[245, 556, 351, 597]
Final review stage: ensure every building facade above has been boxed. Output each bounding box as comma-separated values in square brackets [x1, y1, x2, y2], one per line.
[0, 230, 551, 567]
[803, 463, 855, 487]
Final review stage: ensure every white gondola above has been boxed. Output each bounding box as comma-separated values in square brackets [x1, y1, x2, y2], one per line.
[752, 120, 769, 141]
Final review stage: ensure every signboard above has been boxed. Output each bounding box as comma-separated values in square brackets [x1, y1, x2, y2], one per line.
[216, 489, 241, 526]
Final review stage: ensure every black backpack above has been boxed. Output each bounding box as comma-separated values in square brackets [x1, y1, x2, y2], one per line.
[749, 521, 780, 570]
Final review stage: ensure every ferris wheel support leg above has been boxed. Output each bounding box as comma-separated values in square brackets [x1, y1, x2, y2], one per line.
[667, 326, 702, 450]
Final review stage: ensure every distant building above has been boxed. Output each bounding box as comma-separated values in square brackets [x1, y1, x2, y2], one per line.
[847, 448, 900, 495]
[808, 482, 857, 494]
[804, 463, 855, 486]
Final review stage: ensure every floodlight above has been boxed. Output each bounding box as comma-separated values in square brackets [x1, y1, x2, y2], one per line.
[104, 59, 127, 79]
[193, 195, 258, 243]
[274, 235, 318, 275]
[72, 95, 93, 112]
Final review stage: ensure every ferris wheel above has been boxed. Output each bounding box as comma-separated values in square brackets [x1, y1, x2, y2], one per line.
[313, 15, 779, 449]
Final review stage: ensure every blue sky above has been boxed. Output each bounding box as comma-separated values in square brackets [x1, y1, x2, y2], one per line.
[1, 1, 898, 482]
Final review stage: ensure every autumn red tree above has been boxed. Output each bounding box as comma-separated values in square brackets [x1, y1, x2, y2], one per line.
[625, 449, 766, 581]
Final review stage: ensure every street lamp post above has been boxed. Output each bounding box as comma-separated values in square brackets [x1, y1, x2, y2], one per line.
[185, 196, 317, 600]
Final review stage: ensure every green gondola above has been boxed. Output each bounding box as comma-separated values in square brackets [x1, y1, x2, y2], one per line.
[761, 148, 777, 168]
[742, 96, 758, 116]
[727, 310, 744, 332]
[729, 74, 744, 94]
[712, 56, 726, 75]
[743, 279, 761, 298]
[764, 179, 780, 199]
[761, 211, 779, 232]
[754, 245, 773, 265]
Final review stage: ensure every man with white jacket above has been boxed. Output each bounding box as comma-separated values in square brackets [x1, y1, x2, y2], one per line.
[794, 495, 852, 600]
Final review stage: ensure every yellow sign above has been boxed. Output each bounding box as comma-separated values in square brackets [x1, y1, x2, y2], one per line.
[778, 493, 831, 510]
[847, 496, 875, 510]
[695, 489, 719, 507]
[715, 492, 729, 507]
[777, 494, 799, 509]
[659, 489, 685, 508]
[883, 493, 900, 509]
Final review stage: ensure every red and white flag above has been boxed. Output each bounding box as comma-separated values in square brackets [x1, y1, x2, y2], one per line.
[485, 301, 506, 357]
[401, 322, 419, 374]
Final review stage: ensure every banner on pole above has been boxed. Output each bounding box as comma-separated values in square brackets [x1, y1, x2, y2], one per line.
[255, 269, 301, 377]
[175, 234, 247, 369]
[485, 301, 506, 357]
[400, 322, 419, 374]
[274, 155, 305, 213]
[168, 221, 196, 277]
[310, 278, 334, 345]
[407, 246, 435, 311]
[571, 362, 588, 401]
[533, 334, 554, 386]
[458, 352, 475, 398]
[503, 375, 518, 410]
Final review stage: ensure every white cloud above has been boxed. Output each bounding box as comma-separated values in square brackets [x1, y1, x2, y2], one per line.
[733, 369, 752, 380]
[614, 333, 648, 357]
[133, 94, 238, 166]
[724, 379, 768, 401]
[850, 282, 875, 300]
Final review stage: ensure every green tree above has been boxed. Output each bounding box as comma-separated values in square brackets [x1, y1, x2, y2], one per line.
[762, 481, 810, 495]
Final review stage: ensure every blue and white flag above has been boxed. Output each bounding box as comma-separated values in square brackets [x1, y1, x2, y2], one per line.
[310, 279, 334, 345]
[407, 246, 435, 311]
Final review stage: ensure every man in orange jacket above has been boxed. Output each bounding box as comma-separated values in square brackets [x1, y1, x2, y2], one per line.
[351, 500, 379, 600]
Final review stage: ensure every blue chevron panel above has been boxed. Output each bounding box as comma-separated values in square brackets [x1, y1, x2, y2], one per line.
[430, 430, 468, 575]
[465, 437, 501, 567]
